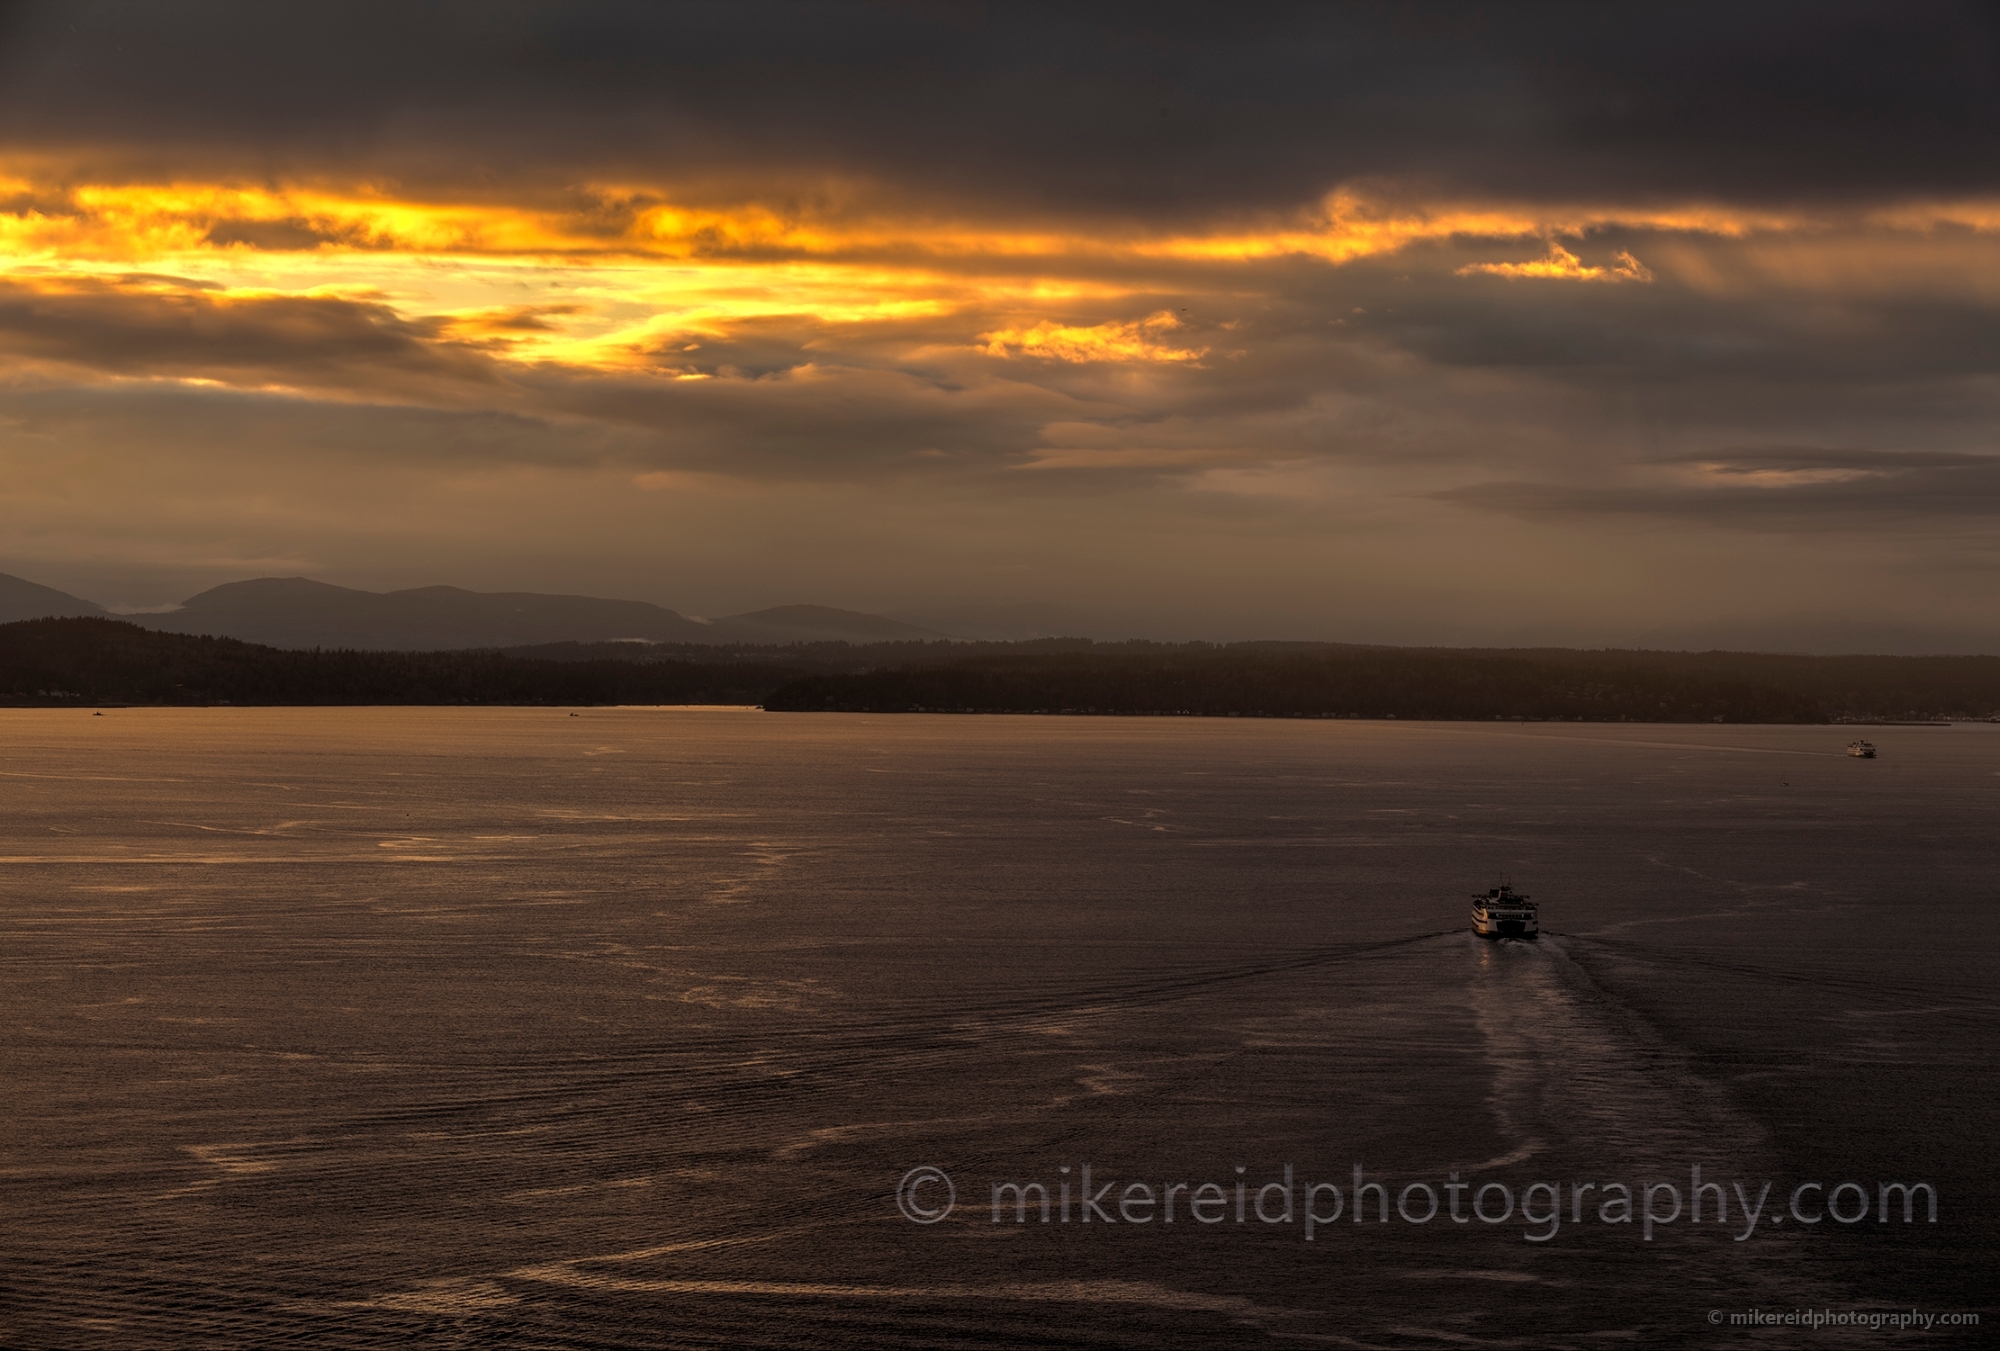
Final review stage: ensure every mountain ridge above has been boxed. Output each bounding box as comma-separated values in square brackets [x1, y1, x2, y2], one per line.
[0, 573, 955, 650]
[0, 572, 110, 623]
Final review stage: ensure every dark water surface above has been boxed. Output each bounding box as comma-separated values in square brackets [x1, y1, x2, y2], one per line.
[3, 710, 1993, 1347]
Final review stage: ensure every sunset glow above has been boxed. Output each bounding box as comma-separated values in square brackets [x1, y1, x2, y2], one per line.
[0, 3, 1995, 652]
[8, 170, 1995, 394]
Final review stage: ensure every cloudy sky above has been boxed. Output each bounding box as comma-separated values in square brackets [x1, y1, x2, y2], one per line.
[2, 1, 1996, 648]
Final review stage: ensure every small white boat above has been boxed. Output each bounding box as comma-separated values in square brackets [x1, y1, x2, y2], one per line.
[1472, 884, 1538, 940]
[1846, 740, 1877, 758]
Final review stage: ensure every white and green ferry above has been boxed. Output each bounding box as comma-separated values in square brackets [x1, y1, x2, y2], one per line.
[1472, 884, 1539, 940]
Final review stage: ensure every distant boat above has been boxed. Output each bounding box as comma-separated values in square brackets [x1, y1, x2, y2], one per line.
[1846, 740, 1877, 758]
[1472, 883, 1538, 940]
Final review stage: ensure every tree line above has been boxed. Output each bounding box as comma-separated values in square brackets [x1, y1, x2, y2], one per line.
[0, 619, 804, 706]
[8, 618, 1999, 722]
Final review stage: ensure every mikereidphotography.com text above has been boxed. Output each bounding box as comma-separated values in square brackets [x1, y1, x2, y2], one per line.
[899, 1163, 1939, 1243]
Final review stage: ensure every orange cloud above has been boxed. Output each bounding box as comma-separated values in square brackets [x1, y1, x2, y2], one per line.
[0, 172, 1835, 272]
[1456, 243, 1654, 282]
[8, 167, 2000, 393]
[980, 312, 1207, 364]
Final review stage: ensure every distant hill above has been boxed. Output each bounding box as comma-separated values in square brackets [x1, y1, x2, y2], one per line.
[140, 578, 719, 649]
[0, 571, 109, 623]
[130, 578, 951, 650]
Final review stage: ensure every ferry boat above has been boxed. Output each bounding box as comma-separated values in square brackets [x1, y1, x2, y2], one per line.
[1472, 884, 1538, 940]
[1846, 740, 1877, 758]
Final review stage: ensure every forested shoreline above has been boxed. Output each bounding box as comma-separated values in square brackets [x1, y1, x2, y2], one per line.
[6, 618, 1998, 723]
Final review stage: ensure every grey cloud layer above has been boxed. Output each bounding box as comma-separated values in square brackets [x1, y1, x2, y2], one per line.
[2, 2, 1995, 212]
[1443, 448, 2000, 529]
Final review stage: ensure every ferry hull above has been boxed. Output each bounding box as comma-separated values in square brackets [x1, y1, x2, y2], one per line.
[1470, 884, 1539, 939]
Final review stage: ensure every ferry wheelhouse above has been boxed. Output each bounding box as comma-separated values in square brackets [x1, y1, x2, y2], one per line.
[1472, 884, 1539, 940]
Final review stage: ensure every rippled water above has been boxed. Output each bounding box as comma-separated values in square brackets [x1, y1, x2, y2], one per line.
[3, 709, 1993, 1346]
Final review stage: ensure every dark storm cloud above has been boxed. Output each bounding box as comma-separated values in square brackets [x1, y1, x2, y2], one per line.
[0, 1, 1994, 214]
[542, 363, 1087, 476]
[0, 278, 498, 388]
[1356, 278, 2000, 389]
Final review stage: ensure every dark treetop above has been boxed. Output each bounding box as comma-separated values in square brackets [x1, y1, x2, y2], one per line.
[6, 619, 1998, 722]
